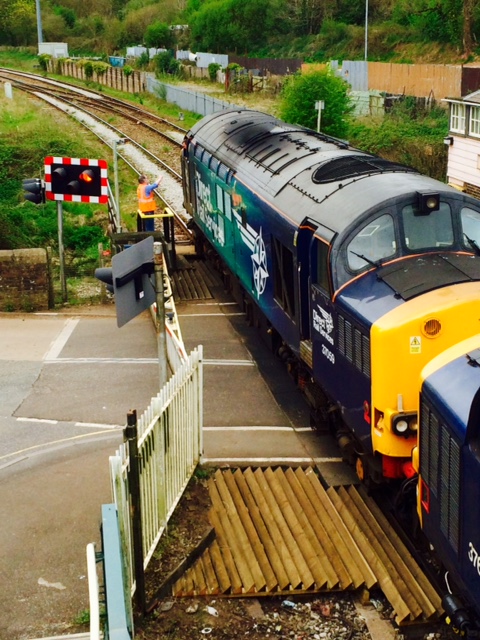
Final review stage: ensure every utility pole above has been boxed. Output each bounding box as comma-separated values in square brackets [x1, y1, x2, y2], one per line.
[35, 0, 44, 45]
[364, 0, 368, 61]
[154, 242, 168, 388]
[113, 138, 126, 231]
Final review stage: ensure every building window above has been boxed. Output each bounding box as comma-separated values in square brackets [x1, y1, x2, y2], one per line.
[450, 103, 465, 133]
[470, 106, 480, 138]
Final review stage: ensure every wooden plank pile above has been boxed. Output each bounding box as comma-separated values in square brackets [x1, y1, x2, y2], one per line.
[170, 467, 443, 626]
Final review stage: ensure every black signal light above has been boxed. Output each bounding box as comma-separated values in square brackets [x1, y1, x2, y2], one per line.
[22, 178, 45, 204]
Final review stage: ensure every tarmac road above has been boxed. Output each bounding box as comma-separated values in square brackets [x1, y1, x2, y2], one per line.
[0, 297, 354, 639]
[0, 309, 159, 640]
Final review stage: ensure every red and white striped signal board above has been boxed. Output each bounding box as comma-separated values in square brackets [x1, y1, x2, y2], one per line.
[44, 156, 109, 203]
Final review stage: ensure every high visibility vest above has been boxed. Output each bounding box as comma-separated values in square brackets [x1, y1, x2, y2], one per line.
[137, 183, 155, 212]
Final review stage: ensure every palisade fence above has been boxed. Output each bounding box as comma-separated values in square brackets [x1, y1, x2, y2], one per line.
[110, 344, 203, 608]
[146, 75, 236, 117]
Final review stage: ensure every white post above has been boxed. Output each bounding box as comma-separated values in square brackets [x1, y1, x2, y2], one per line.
[315, 100, 325, 133]
[86, 543, 100, 640]
[365, 0, 369, 61]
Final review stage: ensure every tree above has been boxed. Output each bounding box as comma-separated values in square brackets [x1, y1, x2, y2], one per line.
[145, 21, 174, 48]
[463, 0, 474, 56]
[4, 0, 37, 46]
[189, 0, 283, 52]
[278, 69, 353, 138]
[55, 6, 77, 29]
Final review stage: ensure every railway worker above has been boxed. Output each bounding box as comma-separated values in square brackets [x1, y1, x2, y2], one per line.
[181, 134, 193, 157]
[137, 173, 163, 232]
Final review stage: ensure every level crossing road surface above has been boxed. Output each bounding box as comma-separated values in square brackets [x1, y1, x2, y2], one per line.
[0, 294, 354, 639]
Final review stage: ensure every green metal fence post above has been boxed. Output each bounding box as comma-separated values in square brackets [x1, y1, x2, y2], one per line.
[125, 409, 146, 616]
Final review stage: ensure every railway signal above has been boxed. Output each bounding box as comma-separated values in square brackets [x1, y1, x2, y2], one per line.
[94, 236, 156, 328]
[95, 268, 114, 294]
[22, 178, 45, 204]
[44, 156, 108, 203]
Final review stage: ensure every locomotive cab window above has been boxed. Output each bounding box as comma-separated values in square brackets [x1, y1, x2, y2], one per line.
[461, 207, 480, 252]
[313, 237, 331, 294]
[402, 202, 453, 250]
[273, 237, 296, 320]
[347, 213, 396, 271]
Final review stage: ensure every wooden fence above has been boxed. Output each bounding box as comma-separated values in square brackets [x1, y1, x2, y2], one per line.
[49, 60, 147, 93]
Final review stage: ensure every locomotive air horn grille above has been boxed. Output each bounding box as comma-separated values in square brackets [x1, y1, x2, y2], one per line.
[422, 318, 442, 337]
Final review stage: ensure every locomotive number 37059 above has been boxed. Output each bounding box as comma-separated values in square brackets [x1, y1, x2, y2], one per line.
[321, 344, 335, 364]
[468, 542, 480, 575]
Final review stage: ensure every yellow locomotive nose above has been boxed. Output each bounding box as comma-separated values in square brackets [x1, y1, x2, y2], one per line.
[371, 281, 480, 472]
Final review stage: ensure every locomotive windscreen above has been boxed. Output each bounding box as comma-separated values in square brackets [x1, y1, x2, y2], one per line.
[378, 254, 480, 299]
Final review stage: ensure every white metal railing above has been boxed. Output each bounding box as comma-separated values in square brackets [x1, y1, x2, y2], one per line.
[86, 543, 101, 640]
[150, 253, 188, 374]
[109, 345, 203, 597]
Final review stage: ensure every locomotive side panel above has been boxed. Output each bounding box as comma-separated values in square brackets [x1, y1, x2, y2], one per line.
[419, 343, 480, 622]
[190, 145, 304, 354]
[310, 283, 374, 454]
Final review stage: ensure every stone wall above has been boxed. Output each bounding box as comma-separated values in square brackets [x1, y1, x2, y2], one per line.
[0, 248, 53, 312]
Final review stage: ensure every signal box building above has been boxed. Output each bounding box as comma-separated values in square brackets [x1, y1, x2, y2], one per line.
[444, 90, 480, 199]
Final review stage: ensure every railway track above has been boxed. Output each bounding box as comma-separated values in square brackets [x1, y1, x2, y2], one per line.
[0, 67, 191, 241]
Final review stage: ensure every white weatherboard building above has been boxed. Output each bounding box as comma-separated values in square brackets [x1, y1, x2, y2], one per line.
[445, 91, 480, 198]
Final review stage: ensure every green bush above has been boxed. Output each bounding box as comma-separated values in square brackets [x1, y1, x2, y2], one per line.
[154, 51, 181, 77]
[347, 99, 449, 180]
[279, 69, 353, 138]
[208, 62, 221, 81]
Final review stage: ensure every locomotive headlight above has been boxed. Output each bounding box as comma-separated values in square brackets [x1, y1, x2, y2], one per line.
[417, 191, 440, 215]
[392, 412, 417, 437]
[425, 196, 439, 210]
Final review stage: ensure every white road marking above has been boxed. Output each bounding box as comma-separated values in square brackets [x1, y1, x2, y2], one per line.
[43, 318, 79, 360]
[13, 417, 121, 430]
[178, 313, 245, 317]
[0, 429, 120, 463]
[74, 421, 122, 429]
[43, 357, 255, 366]
[202, 457, 344, 464]
[16, 417, 58, 424]
[204, 426, 296, 431]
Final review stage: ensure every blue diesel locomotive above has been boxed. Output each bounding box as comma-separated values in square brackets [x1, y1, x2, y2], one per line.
[415, 337, 480, 632]
[181, 109, 480, 487]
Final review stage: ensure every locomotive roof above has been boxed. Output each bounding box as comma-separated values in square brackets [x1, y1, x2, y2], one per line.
[189, 109, 459, 236]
